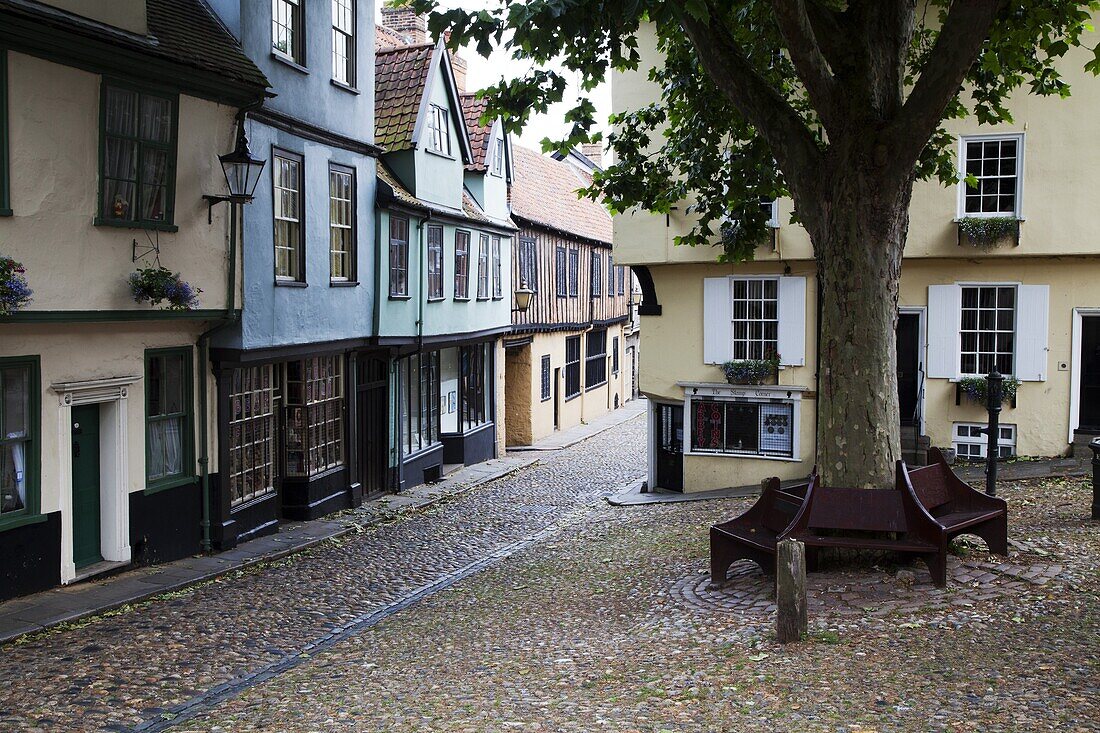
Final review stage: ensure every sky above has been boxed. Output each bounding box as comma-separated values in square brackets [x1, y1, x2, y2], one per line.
[378, 1, 612, 152]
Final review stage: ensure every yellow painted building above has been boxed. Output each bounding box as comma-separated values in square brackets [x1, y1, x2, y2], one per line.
[0, 0, 267, 597]
[613, 24, 1100, 492]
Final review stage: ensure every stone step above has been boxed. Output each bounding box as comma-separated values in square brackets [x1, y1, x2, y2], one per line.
[1071, 431, 1099, 460]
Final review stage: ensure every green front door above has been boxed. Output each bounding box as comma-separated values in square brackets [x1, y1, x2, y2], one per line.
[71, 404, 102, 569]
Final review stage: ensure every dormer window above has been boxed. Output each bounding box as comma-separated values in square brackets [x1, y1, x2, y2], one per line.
[491, 137, 504, 176]
[427, 104, 451, 156]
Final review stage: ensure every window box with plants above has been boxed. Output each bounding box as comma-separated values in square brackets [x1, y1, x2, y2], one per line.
[956, 216, 1020, 249]
[956, 375, 1020, 408]
[722, 354, 781, 386]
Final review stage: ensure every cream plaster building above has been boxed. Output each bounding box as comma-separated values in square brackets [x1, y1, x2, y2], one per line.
[0, 0, 268, 598]
[614, 24, 1100, 492]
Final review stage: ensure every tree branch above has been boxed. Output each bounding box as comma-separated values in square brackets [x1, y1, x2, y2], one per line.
[771, 0, 840, 131]
[886, 0, 1007, 167]
[672, 2, 823, 198]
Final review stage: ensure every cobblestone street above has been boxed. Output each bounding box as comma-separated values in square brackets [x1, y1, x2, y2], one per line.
[2, 414, 1098, 732]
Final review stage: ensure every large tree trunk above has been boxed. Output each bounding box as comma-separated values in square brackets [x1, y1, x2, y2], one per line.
[803, 165, 915, 488]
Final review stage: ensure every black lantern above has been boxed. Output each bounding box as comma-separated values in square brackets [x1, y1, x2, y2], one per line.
[514, 279, 534, 312]
[204, 118, 265, 222]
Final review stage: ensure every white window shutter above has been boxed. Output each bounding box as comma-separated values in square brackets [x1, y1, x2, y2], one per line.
[702, 277, 732, 364]
[1015, 284, 1049, 381]
[927, 284, 961, 379]
[777, 276, 807, 366]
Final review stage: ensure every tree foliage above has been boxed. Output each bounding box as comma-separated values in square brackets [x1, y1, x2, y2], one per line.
[411, 0, 1100, 261]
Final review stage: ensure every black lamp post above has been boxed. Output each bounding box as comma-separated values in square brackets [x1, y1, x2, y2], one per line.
[203, 117, 266, 222]
[1089, 437, 1100, 520]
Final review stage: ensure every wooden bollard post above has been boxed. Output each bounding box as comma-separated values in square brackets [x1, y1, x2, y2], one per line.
[776, 538, 807, 644]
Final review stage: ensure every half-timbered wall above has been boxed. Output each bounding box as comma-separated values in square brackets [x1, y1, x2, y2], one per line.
[512, 225, 629, 330]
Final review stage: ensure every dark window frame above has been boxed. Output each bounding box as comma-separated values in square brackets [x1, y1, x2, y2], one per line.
[690, 398, 794, 458]
[568, 248, 578, 298]
[0, 48, 10, 217]
[585, 329, 608, 389]
[272, 0, 306, 65]
[564, 336, 581, 399]
[492, 235, 504, 300]
[283, 355, 346, 477]
[389, 215, 410, 298]
[400, 351, 441, 456]
[476, 233, 490, 300]
[328, 162, 356, 283]
[554, 246, 567, 298]
[460, 343, 492, 431]
[97, 79, 179, 230]
[540, 354, 551, 402]
[330, 0, 355, 87]
[0, 356, 42, 532]
[518, 237, 538, 292]
[612, 336, 620, 375]
[454, 229, 471, 300]
[144, 347, 195, 494]
[427, 224, 445, 300]
[590, 251, 602, 298]
[272, 148, 306, 283]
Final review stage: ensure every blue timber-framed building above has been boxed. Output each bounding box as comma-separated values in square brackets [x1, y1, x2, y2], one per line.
[207, 0, 383, 548]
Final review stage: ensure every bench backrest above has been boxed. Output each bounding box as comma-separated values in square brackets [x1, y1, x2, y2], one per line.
[805, 486, 908, 533]
[906, 464, 952, 510]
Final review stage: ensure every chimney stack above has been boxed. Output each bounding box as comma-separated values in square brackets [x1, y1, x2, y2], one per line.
[380, 5, 428, 45]
[582, 143, 603, 168]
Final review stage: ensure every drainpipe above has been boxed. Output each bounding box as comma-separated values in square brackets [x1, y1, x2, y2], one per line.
[197, 197, 240, 552]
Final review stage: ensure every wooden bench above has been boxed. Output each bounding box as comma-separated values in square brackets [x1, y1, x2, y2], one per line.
[900, 447, 1008, 555]
[709, 473, 815, 582]
[782, 464, 949, 585]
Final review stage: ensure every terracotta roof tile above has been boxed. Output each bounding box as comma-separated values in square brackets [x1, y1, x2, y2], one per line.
[460, 93, 491, 172]
[510, 145, 611, 245]
[375, 24, 411, 51]
[377, 162, 516, 231]
[375, 43, 435, 152]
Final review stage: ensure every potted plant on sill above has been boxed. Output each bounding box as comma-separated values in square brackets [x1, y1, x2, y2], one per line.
[957, 216, 1020, 249]
[722, 353, 781, 386]
[129, 265, 202, 311]
[0, 253, 33, 316]
[958, 375, 1020, 406]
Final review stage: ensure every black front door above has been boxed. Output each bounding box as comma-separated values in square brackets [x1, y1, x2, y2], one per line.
[356, 358, 388, 497]
[553, 367, 561, 431]
[897, 313, 921, 427]
[1081, 316, 1100, 431]
[655, 403, 683, 492]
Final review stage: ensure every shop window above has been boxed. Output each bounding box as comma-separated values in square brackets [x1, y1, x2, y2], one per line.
[690, 399, 794, 458]
[229, 365, 278, 506]
[401, 351, 440, 454]
[284, 356, 345, 477]
[460, 343, 491, 430]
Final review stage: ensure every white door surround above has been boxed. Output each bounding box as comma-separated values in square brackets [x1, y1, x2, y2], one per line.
[1069, 308, 1100, 443]
[51, 376, 140, 584]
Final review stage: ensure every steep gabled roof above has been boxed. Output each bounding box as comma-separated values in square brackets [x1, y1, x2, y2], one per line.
[376, 161, 517, 231]
[374, 39, 473, 161]
[460, 94, 491, 171]
[510, 145, 612, 246]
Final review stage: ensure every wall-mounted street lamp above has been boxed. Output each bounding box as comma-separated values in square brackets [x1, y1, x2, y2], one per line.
[203, 118, 266, 223]
[514, 279, 534, 312]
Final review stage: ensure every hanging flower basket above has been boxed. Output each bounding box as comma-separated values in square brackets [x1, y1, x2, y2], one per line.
[0, 254, 33, 315]
[958, 375, 1019, 405]
[957, 217, 1020, 249]
[722, 354, 781, 385]
[129, 266, 201, 311]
